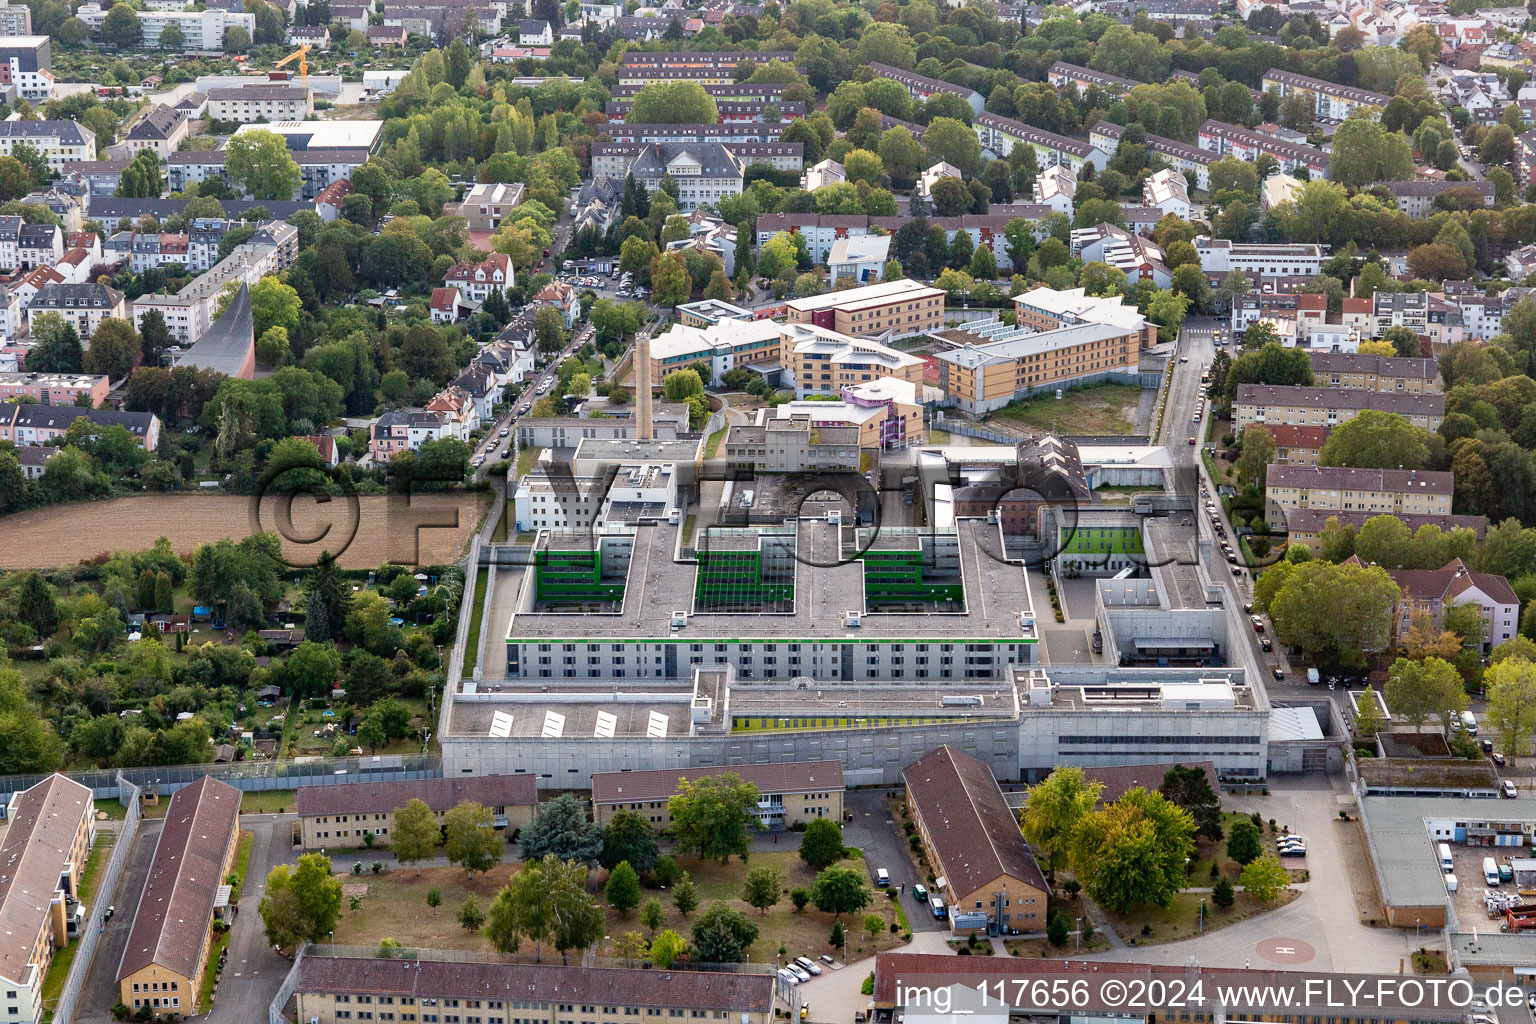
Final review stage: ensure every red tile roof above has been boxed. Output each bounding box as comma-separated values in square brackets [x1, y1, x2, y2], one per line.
[294, 774, 537, 818]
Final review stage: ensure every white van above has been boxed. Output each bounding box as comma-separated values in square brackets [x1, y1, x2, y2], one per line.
[876, 868, 889, 887]
[1446, 873, 1459, 893]
[1439, 842, 1455, 872]
[930, 895, 946, 919]
[1463, 711, 1478, 736]
[1484, 857, 1501, 886]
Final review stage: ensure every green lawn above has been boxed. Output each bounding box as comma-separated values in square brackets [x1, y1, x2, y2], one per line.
[463, 566, 490, 663]
[240, 790, 295, 816]
[227, 830, 256, 902]
[77, 832, 113, 903]
[92, 799, 128, 821]
[515, 446, 545, 480]
[199, 929, 231, 1013]
[704, 424, 728, 458]
[38, 939, 80, 1020]
[927, 428, 951, 444]
[1060, 527, 1144, 555]
[987, 382, 1142, 436]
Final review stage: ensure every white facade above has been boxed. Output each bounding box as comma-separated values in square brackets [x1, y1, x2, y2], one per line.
[1195, 236, 1323, 277]
[205, 86, 313, 122]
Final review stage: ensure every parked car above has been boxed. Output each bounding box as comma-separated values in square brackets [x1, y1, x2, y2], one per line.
[1272, 666, 1285, 680]
[778, 969, 800, 986]
[795, 957, 823, 976]
[1260, 639, 1273, 652]
[912, 883, 928, 902]
[1252, 616, 1265, 632]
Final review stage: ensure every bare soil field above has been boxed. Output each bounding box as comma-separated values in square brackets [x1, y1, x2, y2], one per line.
[0, 493, 491, 570]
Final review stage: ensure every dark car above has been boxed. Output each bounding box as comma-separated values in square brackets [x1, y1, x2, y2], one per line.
[1260, 639, 1273, 652]
[1272, 666, 1285, 680]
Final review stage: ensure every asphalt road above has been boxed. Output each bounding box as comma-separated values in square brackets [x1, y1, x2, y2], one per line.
[76, 819, 162, 1024]
[206, 815, 298, 1024]
[844, 790, 946, 934]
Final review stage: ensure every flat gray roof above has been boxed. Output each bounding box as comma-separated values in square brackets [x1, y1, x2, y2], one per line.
[1361, 795, 1536, 909]
[507, 518, 1038, 641]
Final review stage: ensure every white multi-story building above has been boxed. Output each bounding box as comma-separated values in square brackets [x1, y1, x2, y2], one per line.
[205, 84, 313, 122]
[27, 281, 125, 338]
[0, 119, 94, 170]
[1195, 236, 1323, 278]
[1031, 164, 1075, 216]
[130, 221, 297, 343]
[75, 4, 255, 50]
[1143, 168, 1191, 220]
[0, 36, 53, 100]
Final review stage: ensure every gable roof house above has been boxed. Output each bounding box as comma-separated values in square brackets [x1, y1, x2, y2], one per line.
[1378, 557, 1521, 651]
[902, 745, 1049, 935]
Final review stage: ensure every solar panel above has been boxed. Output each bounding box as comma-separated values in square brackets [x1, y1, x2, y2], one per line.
[542, 711, 566, 738]
[646, 711, 669, 738]
[488, 711, 514, 738]
[594, 711, 617, 738]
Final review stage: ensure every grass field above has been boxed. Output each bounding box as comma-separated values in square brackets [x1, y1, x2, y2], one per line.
[1059, 527, 1144, 555]
[987, 383, 1142, 436]
[333, 851, 906, 965]
[199, 929, 230, 1013]
[0, 494, 490, 570]
[1104, 887, 1299, 946]
[463, 566, 490, 661]
[705, 424, 728, 459]
[228, 830, 256, 901]
[241, 791, 297, 815]
[516, 446, 545, 480]
[77, 832, 113, 903]
[38, 939, 79, 1020]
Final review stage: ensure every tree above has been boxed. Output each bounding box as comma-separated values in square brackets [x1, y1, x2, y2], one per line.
[629, 81, 720, 124]
[443, 800, 502, 877]
[1486, 656, 1536, 766]
[1047, 911, 1070, 946]
[1355, 685, 1387, 738]
[1384, 656, 1465, 731]
[488, 855, 604, 963]
[82, 318, 139, 382]
[650, 250, 692, 307]
[225, 129, 303, 201]
[1146, 288, 1190, 343]
[533, 306, 565, 354]
[600, 810, 659, 875]
[1160, 765, 1223, 841]
[1068, 788, 1195, 913]
[28, 314, 82, 374]
[741, 862, 783, 915]
[139, 308, 172, 366]
[668, 772, 758, 863]
[118, 151, 162, 199]
[923, 118, 981, 175]
[810, 864, 870, 921]
[1331, 113, 1415, 186]
[1235, 426, 1276, 489]
[799, 818, 844, 871]
[302, 553, 351, 644]
[606, 860, 643, 915]
[101, 2, 142, 47]
[641, 897, 665, 936]
[1226, 817, 1263, 865]
[224, 24, 251, 50]
[651, 929, 688, 968]
[691, 900, 759, 963]
[1268, 560, 1400, 667]
[1020, 766, 1102, 880]
[0, 449, 23, 514]
[1212, 876, 1236, 909]
[259, 853, 342, 952]
[1241, 853, 1290, 904]
[390, 798, 439, 875]
[672, 873, 699, 917]
[159, 22, 186, 50]
[520, 793, 604, 864]
[251, 275, 302, 339]
[458, 896, 486, 932]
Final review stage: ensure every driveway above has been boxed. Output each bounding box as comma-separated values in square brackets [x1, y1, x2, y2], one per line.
[205, 815, 300, 1024]
[76, 819, 162, 1024]
[843, 790, 945, 934]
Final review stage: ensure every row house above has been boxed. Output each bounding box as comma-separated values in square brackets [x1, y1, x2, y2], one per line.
[973, 111, 1109, 171]
[601, 121, 788, 144]
[0, 402, 158, 447]
[106, 231, 191, 273]
[1455, 287, 1530, 341]
[0, 218, 62, 270]
[1231, 291, 1329, 339]
[424, 384, 479, 439]
[1198, 119, 1331, 178]
[1260, 68, 1390, 121]
[1372, 290, 1464, 349]
[1264, 463, 1454, 529]
[1046, 61, 1137, 97]
[1089, 120, 1216, 190]
[1308, 350, 1442, 393]
[1234, 382, 1446, 431]
[865, 62, 984, 115]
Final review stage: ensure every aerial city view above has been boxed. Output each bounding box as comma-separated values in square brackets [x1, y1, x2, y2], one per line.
[9, 0, 1536, 1022]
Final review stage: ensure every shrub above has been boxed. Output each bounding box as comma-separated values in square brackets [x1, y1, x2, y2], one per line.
[426, 887, 442, 908]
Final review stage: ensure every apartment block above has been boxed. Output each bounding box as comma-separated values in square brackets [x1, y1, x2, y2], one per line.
[934, 319, 1146, 414]
[205, 84, 313, 121]
[1308, 351, 1442, 393]
[1261, 68, 1389, 121]
[1198, 119, 1330, 178]
[295, 775, 537, 850]
[1265, 464, 1453, 527]
[780, 322, 927, 396]
[1373, 557, 1519, 651]
[1234, 383, 1445, 431]
[0, 119, 94, 170]
[1283, 508, 1486, 555]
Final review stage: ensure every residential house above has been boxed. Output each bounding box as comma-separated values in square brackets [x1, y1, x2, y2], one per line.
[1376, 557, 1520, 651]
[1307, 351, 1442, 393]
[1142, 168, 1191, 219]
[295, 775, 537, 849]
[1030, 163, 1075, 215]
[27, 281, 125, 339]
[591, 761, 843, 829]
[369, 410, 450, 460]
[429, 286, 469, 323]
[0, 372, 108, 407]
[122, 104, 187, 158]
[534, 280, 579, 327]
[1233, 383, 1445, 431]
[448, 181, 524, 231]
[1264, 464, 1454, 528]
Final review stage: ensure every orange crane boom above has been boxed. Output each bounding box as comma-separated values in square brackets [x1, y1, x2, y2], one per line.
[274, 43, 310, 86]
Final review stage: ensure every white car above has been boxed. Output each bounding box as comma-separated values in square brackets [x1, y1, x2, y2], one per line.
[790, 967, 811, 982]
[795, 956, 823, 976]
[778, 969, 800, 986]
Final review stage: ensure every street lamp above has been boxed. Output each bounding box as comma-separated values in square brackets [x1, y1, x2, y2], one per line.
[1075, 916, 1082, 953]
[1199, 897, 1205, 935]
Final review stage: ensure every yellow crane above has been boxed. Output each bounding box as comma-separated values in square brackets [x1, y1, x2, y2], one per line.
[274, 43, 311, 86]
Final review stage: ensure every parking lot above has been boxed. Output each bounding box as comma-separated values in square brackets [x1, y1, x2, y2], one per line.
[1448, 842, 1534, 930]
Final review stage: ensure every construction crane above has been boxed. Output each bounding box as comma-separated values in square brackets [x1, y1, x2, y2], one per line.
[274, 43, 311, 86]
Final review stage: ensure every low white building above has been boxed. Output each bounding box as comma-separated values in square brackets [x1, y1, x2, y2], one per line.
[827, 234, 889, 286]
[1195, 236, 1323, 278]
[915, 160, 963, 200]
[1031, 164, 1075, 216]
[801, 158, 845, 191]
[1142, 168, 1190, 220]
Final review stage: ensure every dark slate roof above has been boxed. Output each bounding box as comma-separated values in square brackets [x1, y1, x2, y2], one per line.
[0, 119, 91, 145]
[179, 281, 253, 376]
[126, 104, 185, 142]
[88, 198, 311, 221]
[30, 281, 123, 310]
[10, 404, 156, 437]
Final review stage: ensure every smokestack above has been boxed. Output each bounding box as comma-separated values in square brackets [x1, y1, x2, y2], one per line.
[635, 332, 654, 441]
